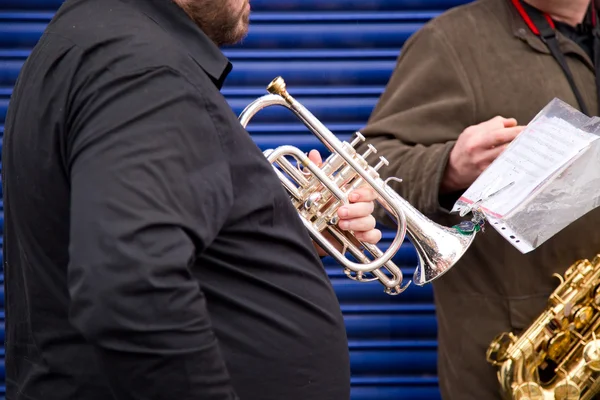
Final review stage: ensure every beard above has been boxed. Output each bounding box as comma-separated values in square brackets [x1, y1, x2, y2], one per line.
[177, 0, 250, 46]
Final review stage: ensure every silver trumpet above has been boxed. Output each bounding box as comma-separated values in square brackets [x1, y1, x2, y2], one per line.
[238, 76, 478, 295]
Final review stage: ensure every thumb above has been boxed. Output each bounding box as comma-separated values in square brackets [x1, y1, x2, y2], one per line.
[308, 149, 322, 166]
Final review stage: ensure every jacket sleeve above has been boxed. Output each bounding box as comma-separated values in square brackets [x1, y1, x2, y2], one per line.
[67, 66, 238, 399]
[359, 22, 477, 220]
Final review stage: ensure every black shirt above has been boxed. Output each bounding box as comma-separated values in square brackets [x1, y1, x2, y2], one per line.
[555, 20, 594, 60]
[521, 1, 596, 60]
[2, 0, 350, 399]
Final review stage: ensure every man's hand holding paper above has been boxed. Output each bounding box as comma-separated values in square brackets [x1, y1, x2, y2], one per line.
[441, 116, 525, 193]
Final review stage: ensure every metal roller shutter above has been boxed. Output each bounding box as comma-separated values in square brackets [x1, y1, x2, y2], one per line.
[0, 0, 474, 399]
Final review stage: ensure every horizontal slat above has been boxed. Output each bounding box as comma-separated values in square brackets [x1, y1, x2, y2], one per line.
[0, 59, 397, 90]
[224, 60, 396, 86]
[223, 86, 384, 96]
[0, 379, 442, 400]
[0, 21, 417, 49]
[231, 96, 375, 123]
[0, 96, 377, 124]
[0, 348, 442, 399]
[251, 132, 355, 156]
[0, 48, 402, 60]
[0, 60, 21, 86]
[0, 314, 438, 360]
[0, 96, 379, 124]
[0, 308, 434, 359]
[351, 386, 440, 400]
[324, 256, 421, 272]
[247, 12, 438, 22]
[352, 376, 438, 385]
[344, 313, 437, 339]
[0, 11, 437, 23]
[0, 375, 441, 400]
[0, 245, 429, 308]
[2, 123, 351, 157]
[0, 11, 52, 21]
[0, 335, 436, 377]
[0, 247, 429, 305]
[332, 277, 433, 304]
[349, 343, 437, 374]
[241, 23, 417, 50]
[0, 220, 414, 257]
[0, 23, 47, 48]
[0, 322, 437, 348]
[0, 277, 433, 310]
[341, 302, 435, 313]
[0, 356, 439, 398]
[0, 0, 472, 11]
[247, 0, 471, 11]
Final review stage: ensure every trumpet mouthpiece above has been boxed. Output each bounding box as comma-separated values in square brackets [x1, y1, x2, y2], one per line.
[267, 76, 287, 97]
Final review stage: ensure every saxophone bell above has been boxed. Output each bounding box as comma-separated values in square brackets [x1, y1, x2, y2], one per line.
[238, 76, 478, 295]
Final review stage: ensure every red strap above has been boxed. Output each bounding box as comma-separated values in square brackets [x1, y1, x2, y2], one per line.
[510, 0, 555, 35]
[512, 0, 598, 32]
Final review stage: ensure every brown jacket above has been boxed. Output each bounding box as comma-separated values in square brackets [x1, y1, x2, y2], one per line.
[359, 0, 599, 399]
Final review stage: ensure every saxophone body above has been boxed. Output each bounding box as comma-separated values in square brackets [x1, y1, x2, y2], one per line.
[487, 255, 600, 400]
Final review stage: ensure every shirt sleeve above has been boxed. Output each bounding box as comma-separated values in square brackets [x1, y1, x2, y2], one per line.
[359, 23, 477, 218]
[66, 65, 238, 399]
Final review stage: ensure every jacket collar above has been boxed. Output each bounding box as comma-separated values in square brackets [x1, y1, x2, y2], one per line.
[507, 0, 595, 71]
[120, 0, 232, 88]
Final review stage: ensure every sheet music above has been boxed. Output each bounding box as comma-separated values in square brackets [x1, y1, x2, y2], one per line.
[452, 115, 599, 218]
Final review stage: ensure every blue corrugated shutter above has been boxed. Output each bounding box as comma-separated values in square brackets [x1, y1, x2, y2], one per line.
[0, 0, 474, 399]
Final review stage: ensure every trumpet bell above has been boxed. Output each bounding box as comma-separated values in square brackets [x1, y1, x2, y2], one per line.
[411, 220, 477, 285]
[238, 76, 478, 294]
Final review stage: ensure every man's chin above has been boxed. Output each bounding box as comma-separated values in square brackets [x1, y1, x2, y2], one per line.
[224, 25, 249, 46]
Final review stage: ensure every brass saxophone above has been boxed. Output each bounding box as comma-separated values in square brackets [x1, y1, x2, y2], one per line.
[486, 255, 600, 400]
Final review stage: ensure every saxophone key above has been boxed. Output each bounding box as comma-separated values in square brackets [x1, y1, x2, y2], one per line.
[583, 339, 600, 372]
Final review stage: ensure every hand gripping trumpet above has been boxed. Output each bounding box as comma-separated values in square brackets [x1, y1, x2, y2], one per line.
[238, 77, 479, 295]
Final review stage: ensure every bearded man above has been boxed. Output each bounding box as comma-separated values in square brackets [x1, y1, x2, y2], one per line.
[2, 1, 384, 399]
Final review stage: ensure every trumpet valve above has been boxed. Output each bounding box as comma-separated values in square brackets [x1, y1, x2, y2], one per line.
[374, 156, 389, 172]
[303, 192, 322, 211]
[361, 143, 378, 160]
[328, 215, 339, 226]
[350, 131, 366, 147]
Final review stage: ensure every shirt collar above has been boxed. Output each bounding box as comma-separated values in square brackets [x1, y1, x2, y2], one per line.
[120, 0, 233, 88]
